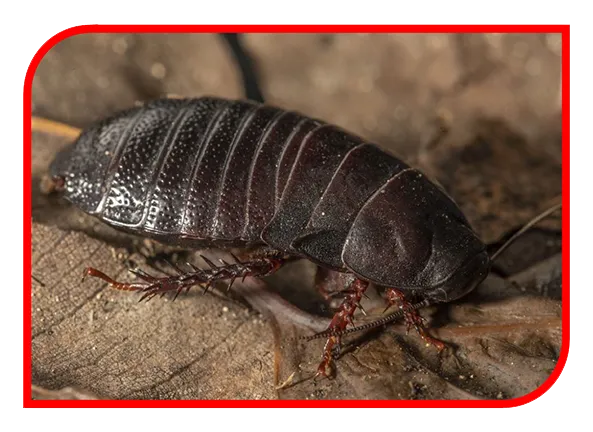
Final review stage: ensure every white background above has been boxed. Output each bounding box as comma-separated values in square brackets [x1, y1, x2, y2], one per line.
[2, 1, 585, 430]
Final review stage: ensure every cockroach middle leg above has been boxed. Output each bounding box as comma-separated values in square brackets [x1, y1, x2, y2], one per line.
[384, 288, 445, 351]
[83, 253, 286, 302]
[315, 278, 369, 378]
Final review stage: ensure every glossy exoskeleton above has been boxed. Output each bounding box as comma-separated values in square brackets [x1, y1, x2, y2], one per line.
[48, 96, 491, 376]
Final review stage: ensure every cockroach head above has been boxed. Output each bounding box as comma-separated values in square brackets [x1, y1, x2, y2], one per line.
[48, 123, 114, 214]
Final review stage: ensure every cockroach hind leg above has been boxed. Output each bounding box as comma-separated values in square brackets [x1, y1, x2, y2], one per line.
[82, 267, 145, 292]
[85, 255, 287, 302]
[384, 288, 446, 352]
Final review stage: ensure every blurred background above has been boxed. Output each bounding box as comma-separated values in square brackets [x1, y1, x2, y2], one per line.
[31, 32, 563, 401]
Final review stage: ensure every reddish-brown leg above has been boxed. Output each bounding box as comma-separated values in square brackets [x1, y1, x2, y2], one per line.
[384, 288, 445, 351]
[83, 253, 285, 302]
[315, 278, 369, 378]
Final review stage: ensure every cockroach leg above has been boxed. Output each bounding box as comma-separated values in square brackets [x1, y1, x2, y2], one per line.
[83, 255, 286, 302]
[82, 267, 146, 292]
[315, 278, 369, 378]
[384, 288, 445, 351]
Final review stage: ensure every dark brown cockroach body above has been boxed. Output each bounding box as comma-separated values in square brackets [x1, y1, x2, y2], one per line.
[49, 96, 491, 377]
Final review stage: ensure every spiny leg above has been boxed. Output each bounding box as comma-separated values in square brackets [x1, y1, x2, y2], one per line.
[82, 252, 285, 302]
[315, 278, 369, 378]
[384, 288, 445, 351]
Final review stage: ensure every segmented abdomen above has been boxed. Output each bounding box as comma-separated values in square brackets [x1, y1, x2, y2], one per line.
[76, 97, 410, 264]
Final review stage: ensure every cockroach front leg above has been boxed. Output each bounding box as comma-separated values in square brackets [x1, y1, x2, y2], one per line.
[315, 278, 369, 378]
[83, 253, 285, 302]
[384, 288, 445, 351]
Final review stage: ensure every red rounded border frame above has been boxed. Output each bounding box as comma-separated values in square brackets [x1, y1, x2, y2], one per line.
[23, 24, 570, 408]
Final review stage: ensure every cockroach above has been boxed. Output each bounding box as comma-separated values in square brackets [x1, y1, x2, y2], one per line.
[44, 96, 558, 378]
